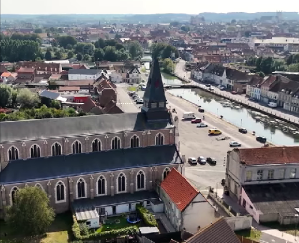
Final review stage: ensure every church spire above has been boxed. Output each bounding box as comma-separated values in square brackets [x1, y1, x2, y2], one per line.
[142, 58, 167, 113]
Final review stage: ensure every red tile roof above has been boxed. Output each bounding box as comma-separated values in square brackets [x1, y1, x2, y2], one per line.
[236, 146, 299, 165]
[17, 67, 35, 73]
[161, 168, 198, 212]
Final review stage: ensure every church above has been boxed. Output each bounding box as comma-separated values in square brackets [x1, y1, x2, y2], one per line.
[0, 58, 184, 217]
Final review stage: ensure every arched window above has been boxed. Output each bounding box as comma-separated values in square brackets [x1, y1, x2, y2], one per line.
[111, 137, 121, 150]
[56, 181, 65, 202]
[118, 173, 126, 193]
[72, 141, 82, 154]
[137, 171, 145, 190]
[92, 139, 102, 152]
[8, 146, 19, 161]
[163, 168, 170, 180]
[130, 135, 140, 148]
[155, 133, 164, 146]
[77, 178, 86, 198]
[97, 176, 106, 195]
[11, 187, 19, 205]
[30, 144, 41, 158]
[52, 142, 62, 156]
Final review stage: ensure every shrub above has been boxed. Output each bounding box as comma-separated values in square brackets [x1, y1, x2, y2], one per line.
[136, 204, 158, 227]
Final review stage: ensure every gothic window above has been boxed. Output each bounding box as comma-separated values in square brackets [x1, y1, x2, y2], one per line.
[56, 181, 65, 202]
[137, 171, 145, 190]
[92, 139, 102, 152]
[30, 144, 41, 158]
[130, 135, 140, 148]
[8, 146, 19, 160]
[155, 133, 164, 146]
[111, 137, 121, 150]
[118, 173, 126, 193]
[72, 141, 82, 154]
[11, 187, 19, 205]
[97, 176, 106, 195]
[52, 142, 62, 156]
[163, 168, 170, 180]
[77, 178, 86, 198]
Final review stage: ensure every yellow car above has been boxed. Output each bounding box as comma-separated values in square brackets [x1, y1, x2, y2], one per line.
[208, 129, 222, 135]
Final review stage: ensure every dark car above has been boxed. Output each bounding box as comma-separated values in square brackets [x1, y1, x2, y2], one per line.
[207, 157, 217, 165]
[256, 136, 267, 143]
[205, 84, 211, 88]
[198, 108, 205, 113]
[238, 128, 247, 134]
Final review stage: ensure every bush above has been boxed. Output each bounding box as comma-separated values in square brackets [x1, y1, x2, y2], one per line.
[72, 215, 138, 240]
[136, 204, 157, 227]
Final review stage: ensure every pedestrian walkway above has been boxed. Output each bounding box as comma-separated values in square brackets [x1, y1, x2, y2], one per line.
[154, 213, 176, 233]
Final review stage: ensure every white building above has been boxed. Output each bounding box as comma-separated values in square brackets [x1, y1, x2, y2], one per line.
[68, 69, 102, 81]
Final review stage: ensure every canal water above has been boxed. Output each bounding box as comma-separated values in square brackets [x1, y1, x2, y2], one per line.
[161, 75, 299, 146]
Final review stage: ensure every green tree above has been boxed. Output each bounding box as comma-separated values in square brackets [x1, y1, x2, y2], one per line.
[45, 50, 52, 60]
[34, 28, 43, 34]
[17, 88, 40, 109]
[55, 50, 63, 60]
[162, 45, 179, 59]
[181, 25, 190, 32]
[288, 63, 299, 72]
[117, 49, 129, 61]
[67, 51, 74, 59]
[83, 54, 90, 61]
[94, 38, 106, 48]
[6, 186, 55, 236]
[257, 71, 265, 78]
[163, 58, 175, 74]
[104, 46, 118, 61]
[94, 48, 105, 61]
[56, 36, 77, 49]
[0, 84, 14, 107]
[75, 43, 95, 56]
[77, 53, 83, 61]
[128, 41, 143, 59]
[151, 43, 167, 59]
[115, 43, 125, 50]
[260, 57, 274, 74]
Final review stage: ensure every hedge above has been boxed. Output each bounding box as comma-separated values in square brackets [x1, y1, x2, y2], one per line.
[72, 215, 138, 240]
[136, 204, 158, 227]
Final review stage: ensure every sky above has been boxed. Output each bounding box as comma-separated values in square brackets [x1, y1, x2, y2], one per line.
[1, 0, 298, 15]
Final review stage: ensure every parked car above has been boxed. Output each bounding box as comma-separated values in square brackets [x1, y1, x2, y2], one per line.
[198, 156, 206, 165]
[220, 86, 225, 90]
[229, 141, 242, 147]
[205, 84, 211, 87]
[136, 99, 143, 104]
[238, 128, 247, 134]
[256, 136, 267, 143]
[197, 123, 208, 128]
[198, 108, 205, 112]
[191, 118, 202, 124]
[207, 157, 217, 165]
[231, 91, 237, 94]
[188, 157, 197, 165]
[128, 91, 136, 96]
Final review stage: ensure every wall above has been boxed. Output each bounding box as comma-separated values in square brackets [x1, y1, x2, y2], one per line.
[182, 193, 219, 234]
[151, 201, 164, 213]
[226, 150, 242, 198]
[240, 188, 260, 223]
[86, 217, 100, 229]
[116, 204, 129, 214]
[225, 216, 252, 231]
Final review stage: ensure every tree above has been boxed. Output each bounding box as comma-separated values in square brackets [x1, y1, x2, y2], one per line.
[163, 58, 175, 74]
[45, 50, 52, 60]
[94, 38, 106, 49]
[94, 48, 105, 61]
[104, 46, 118, 61]
[260, 57, 274, 74]
[288, 63, 299, 72]
[75, 43, 95, 55]
[67, 51, 74, 59]
[170, 21, 180, 27]
[83, 54, 90, 61]
[55, 50, 63, 60]
[77, 53, 83, 61]
[17, 88, 40, 109]
[6, 186, 55, 236]
[117, 50, 129, 61]
[151, 43, 167, 59]
[115, 33, 122, 39]
[34, 28, 43, 34]
[0, 84, 15, 107]
[128, 41, 143, 59]
[115, 43, 125, 50]
[56, 36, 77, 49]
[181, 25, 190, 32]
[162, 45, 179, 59]
[257, 71, 265, 78]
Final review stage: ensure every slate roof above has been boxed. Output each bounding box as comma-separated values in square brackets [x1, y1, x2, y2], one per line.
[0, 145, 182, 184]
[186, 217, 240, 243]
[68, 69, 101, 75]
[161, 168, 198, 211]
[235, 146, 299, 165]
[0, 112, 172, 143]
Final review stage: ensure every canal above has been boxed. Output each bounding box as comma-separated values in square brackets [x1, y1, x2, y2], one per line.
[161, 75, 299, 146]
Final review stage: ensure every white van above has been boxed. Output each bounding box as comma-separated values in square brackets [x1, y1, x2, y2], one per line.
[182, 112, 196, 120]
[268, 102, 277, 108]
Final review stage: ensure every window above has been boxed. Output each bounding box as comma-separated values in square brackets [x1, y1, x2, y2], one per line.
[155, 133, 164, 146]
[72, 141, 82, 154]
[52, 142, 62, 156]
[56, 181, 65, 202]
[131, 135, 140, 148]
[97, 176, 106, 195]
[8, 146, 19, 160]
[137, 171, 145, 190]
[268, 170, 274, 180]
[279, 169, 286, 179]
[163, 168, 170, 180]
[245, 171, 252, 181]
[11, 187, 19, 205]
[92, 139, 101, 152]
[111, 137, 121, 150]
[118, 173, 126, 192]
[30, 144, 41, 158]
[77, 178, 86, 198]
[257, 170, 263, 180]
[290, 168, 297, 179]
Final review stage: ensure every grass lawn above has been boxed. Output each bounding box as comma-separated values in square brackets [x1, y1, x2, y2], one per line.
[261, 222, 299, 236]
[127, 86, 137, 91]
[0, 212, 72, 243]
[235, 228, 262, 241]
[95, 216, 141, 233]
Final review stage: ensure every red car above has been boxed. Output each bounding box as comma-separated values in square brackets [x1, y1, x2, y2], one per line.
[191, 118, 202, 123]
[231, 91, 237, 94]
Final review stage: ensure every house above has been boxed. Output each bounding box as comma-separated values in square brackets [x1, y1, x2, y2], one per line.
[0, 65, 8, 76]
[124, 67, 141, 83]
[0, 72, 16, 83]
[17, 61, 62, 75]
[39, 90, 67, 102]
[202, 63, 226, 85]
[159, 168, 219, 233]
[225, 68, 251, 93]
[246, 76, 264, 100]
[260, 75, 278, 104]
[15, 67, 36, 83]
[190, 62, 209, 81]
[226, 146, 299, 225]
[68, 69, 102, 81]
[0, 58, 183, 218]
